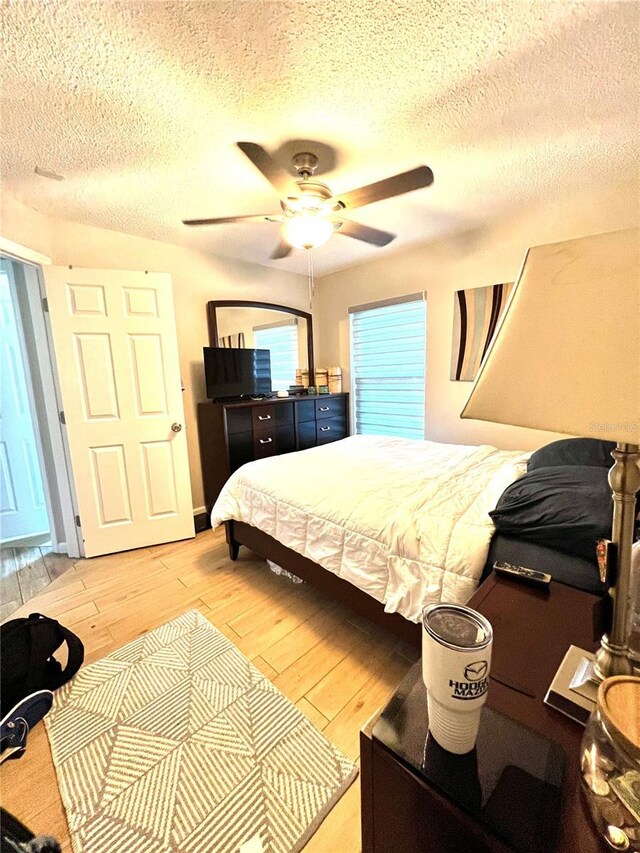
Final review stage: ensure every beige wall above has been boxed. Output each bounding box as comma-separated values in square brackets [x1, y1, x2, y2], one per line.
[316, 177, 639, 451]
[1, 193, 309, 511]
[3, 171, 636, 517]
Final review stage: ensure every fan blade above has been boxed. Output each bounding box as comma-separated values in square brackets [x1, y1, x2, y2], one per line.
[237, 142, 294, 194]
[270, 238, 293, 260]
[182, 214, 281, 226]
[335, 219, 396, 247]
[335, 165, 434, 210]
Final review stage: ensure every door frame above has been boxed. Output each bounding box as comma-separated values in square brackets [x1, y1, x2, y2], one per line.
[0, 237, 83, 557]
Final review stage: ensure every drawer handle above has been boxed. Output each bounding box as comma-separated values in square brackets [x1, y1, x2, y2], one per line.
[320, 426, 331, 432]
[257, 414, 272, 421]
[259, 437, 273, 444]
[319, 406, 330, 412]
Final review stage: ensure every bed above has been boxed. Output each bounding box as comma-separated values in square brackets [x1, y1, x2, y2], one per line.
[217, 438, 613, 647]
[211, 433, 613, 646]
[210, 435, 532, 642]
[214, 433, 615, 641]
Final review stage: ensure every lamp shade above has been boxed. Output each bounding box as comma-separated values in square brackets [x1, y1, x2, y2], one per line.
[461, 228, 640, 445]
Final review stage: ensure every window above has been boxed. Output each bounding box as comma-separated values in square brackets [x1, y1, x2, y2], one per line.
[253, 319, 298, 392]
[349, 294, 426, 439]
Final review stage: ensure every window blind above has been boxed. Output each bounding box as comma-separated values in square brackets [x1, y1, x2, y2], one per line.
[253, 320, 298, 392]
[350, 297, 426, 439]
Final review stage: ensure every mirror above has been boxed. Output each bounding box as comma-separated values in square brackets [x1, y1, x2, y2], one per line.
[207, 301, 314, 391]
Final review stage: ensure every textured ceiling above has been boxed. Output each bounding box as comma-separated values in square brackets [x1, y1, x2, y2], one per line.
[1, 1, 638, 276]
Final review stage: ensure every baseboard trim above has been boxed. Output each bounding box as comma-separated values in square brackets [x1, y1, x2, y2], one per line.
[194, 511, 211, 534]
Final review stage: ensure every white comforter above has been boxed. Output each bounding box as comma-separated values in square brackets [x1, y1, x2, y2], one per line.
[211, 435, 528, 622]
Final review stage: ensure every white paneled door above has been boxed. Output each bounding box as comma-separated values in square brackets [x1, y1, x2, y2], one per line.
[43, 267, 194, 557]
[0, 267, 49, 542]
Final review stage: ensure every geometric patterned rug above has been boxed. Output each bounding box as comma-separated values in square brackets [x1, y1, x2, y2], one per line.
[45, 610, 357, 853]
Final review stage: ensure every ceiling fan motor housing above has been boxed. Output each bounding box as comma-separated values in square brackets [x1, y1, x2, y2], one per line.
[291, 152, 319, 179]
[286, 179, 335, 216]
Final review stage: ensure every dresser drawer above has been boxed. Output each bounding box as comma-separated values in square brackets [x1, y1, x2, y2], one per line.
[315, 397, 344, 420]
[252, 405, 275, 430]
[253, 428, 276, 458]
[316, 416, 347, 444]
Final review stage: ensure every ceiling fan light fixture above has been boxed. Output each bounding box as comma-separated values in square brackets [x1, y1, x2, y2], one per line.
[282, 213, 334, 250]
[183, 142, 433, 259]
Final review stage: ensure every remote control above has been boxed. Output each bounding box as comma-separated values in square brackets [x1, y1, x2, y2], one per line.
[493, 561, 552, 587]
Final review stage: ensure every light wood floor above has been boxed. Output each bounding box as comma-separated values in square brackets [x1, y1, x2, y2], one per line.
[0, 527, 418, 851]
[1, 545, 76, 621]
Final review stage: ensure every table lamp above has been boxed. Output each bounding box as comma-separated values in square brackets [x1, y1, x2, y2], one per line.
[461, 228, 640, 719]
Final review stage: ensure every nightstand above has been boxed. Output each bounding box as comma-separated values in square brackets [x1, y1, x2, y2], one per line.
[360, 573, 603, 852]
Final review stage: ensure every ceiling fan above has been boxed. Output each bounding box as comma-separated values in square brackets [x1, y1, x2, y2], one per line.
[182, 142, 434, 259]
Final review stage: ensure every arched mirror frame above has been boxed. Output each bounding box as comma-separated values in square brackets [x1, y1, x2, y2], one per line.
[207, 300, 314, 385]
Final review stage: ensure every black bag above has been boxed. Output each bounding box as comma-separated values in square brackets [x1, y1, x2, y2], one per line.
[0, 808, 61, 853]
[1, 613, 84, 761]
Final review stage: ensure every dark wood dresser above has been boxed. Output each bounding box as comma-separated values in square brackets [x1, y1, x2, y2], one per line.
[197, 392, 349, 510]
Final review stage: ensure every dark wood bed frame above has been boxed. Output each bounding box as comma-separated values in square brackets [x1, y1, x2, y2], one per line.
[226, 520, 421, 647]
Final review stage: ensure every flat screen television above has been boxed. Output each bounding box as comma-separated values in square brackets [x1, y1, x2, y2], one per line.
[204, 347, 271, 400]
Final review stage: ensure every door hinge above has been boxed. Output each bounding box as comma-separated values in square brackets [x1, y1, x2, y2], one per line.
[59, 410, 66, 425]
[75, 515, 81, 528]
[42, 297, 49, 313]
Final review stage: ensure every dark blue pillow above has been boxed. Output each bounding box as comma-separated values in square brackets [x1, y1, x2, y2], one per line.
[490, 465, 612, 561]
[527, 438, 615, 472]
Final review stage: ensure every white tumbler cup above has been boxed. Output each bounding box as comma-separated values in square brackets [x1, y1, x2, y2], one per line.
[422, 603, 493, 754]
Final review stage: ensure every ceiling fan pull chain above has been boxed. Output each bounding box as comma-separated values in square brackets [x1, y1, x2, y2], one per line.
[307, 248, 315, 309]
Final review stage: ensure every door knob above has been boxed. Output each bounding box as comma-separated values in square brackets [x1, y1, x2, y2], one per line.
[171, 423, 182, 432]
